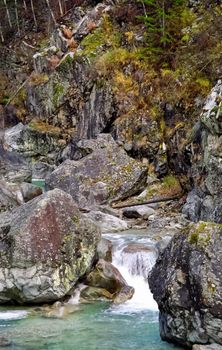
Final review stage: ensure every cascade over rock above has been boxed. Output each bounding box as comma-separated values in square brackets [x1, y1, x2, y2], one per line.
[0, 189, 100, 304]
[183, 81, 222, 223]
[149, 221, 222, 347]
[46, 134, 147, 208]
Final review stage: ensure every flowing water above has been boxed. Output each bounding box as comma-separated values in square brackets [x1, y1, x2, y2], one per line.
[0, 230, 181, 350]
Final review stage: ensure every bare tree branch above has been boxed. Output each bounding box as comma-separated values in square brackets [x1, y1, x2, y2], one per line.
[45, 0, 57, 25]
[58, 0, 64, 16]
[0, 20, 4, 42]
[23, 0, 27, 12]
[15, 0, 20, 36]
[3, 0, 12, 28]
[30, 0, 38, 29]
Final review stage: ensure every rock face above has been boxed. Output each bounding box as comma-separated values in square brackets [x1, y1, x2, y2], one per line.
[183, 81, 222, 223]
[3, 123, 65, 163]
[0, 189, 100, 304]
[149, 221, 222, 347]
[46, 134, 147, 207]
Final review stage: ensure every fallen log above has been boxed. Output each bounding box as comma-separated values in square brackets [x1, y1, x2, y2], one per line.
[111, 194, 182, 209]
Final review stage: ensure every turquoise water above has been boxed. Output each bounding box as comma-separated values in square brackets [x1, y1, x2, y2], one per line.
[0, 303, 180, 350]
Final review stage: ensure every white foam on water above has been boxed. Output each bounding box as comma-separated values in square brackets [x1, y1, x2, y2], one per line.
[0, 310, 28, 320]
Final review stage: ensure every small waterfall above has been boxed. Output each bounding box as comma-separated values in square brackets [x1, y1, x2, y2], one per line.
[105, 233, 159, 314]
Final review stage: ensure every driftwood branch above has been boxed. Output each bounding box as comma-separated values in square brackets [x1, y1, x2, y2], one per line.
[111, 195, 181, 209]
[5, 78, 28, 107]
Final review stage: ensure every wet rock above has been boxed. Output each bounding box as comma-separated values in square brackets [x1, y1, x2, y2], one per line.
[149, 221, 222, 347]
[88, 210, 128, 233]
[47, 135, 147, 207]
[80, 286, 113, 302]
[0, 189, 100, 304]
[122, 205, 155, 219]
[0, 336, 11, 347]
[85, 259, 134, 303]
[97, 238, 112, 262]
[193, 344, 222, 350]
[41, 300, 79, 319]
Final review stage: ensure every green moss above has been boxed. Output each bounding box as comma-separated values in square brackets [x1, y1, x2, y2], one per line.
[189, 232, 199, 245]
[72, 215, 80, 224]
[78, 15, 121, 59]
[52, 82, 65, 107]
[187, 222, 222, 247]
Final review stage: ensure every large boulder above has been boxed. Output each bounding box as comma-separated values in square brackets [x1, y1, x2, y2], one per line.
[0, 189, 100, 304]
[46, 134, 147, 208]
[183, 81, 222, 223]
[149, 221, 222, 347]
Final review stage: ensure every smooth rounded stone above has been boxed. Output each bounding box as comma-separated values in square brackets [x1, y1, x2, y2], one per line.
[40, 301, 79, 319]
[80, 286, 113, 302]
[113, 285, 134, 304]
[0, 189, 100, 304]
[0, 336, 11, 347]
[193, 344, 222, 350]
[149, 221, 222, 347]
[85, 259, 134, 302]
[46, 134, 147, 207]
[123, 205, 155, 219]
[97, 238, 112, 262]
[88, 210, 128, 233]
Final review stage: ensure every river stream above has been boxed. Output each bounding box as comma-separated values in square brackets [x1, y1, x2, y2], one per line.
[0, 230, 181, 350]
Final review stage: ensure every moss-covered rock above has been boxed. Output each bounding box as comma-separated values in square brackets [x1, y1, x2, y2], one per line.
[0, 189, 100, 304]
[149, 221, 222, 347]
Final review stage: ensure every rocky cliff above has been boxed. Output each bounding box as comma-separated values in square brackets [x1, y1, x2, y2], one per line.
[183, 81, 222, 223]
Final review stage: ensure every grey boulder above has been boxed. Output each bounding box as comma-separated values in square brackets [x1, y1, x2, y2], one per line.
[0, 188, 100, 304]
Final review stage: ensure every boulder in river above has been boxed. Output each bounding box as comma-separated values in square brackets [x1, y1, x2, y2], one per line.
[83, 259, 134, 304]
[149, 221, 222, 347]
[0, 188, 100, 304]
[46, 134, 147, 208]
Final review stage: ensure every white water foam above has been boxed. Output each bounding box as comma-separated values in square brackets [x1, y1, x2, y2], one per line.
[0, 310, 28, 320]
[106, 234, 159, 314]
